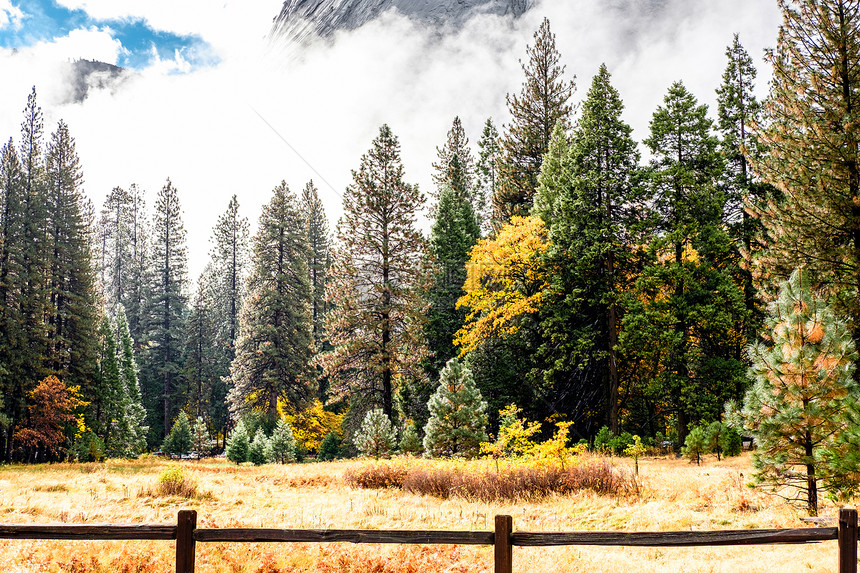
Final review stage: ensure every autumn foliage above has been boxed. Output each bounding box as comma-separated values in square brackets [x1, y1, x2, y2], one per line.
[13, 376, 83, 461]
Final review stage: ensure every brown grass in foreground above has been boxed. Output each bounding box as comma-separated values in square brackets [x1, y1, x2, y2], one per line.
[0, 453, 847, 572]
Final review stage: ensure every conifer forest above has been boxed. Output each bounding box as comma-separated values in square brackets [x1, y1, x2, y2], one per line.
[2, 0, 860, 518]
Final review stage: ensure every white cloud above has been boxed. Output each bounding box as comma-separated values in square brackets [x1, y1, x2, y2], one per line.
[0, 0, 23, 30]
[0, 0, 782, 279]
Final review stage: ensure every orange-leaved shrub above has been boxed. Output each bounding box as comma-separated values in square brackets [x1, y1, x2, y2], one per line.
[345, 457, 634, 502]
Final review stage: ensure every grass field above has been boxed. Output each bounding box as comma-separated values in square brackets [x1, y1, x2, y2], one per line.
[0, 452, 846, 572]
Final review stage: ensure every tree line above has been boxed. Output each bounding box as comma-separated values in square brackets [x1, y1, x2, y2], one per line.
[0, 1, 858, 501]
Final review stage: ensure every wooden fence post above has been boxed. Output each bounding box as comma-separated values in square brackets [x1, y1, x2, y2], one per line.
[495, 515, 513, 573]
[839, 508, 858, 573]
[176, 510, 197, 573]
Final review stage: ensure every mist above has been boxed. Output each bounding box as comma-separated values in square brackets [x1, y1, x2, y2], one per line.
[0, 0, 781, 279]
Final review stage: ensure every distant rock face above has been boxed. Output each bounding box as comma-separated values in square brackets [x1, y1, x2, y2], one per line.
[271, 0, 534, 42]
[67, 60, 127, 104]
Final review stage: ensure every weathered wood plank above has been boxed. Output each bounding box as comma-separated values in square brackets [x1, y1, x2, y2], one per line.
[511, 527, 839, 547]
[194, 528, 495, 545]
[838, 508, 858, 573]
[0, 524, 177, 540]
[494, 515, 513, 573]
[176, 510, 197, 573]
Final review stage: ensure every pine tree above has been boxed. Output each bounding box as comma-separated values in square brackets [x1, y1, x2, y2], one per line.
[140, 179, 188, 444]
[301, 181, 331, 400]
[494, 18, 575, 224]
[321, 125, 430, 420]
[626, 81, 746, 443]
[115, 305, 147, 456]
[162, 411, 192, 456]
[210, 195, 249, 367]
[192, 416, 210, 455]
[431, 117, 477, 213]
[353, 408, 397, 460]
[750, 0, 860, 349]
[533, 65, 643, 433]
[398, 422, 422, 455]
[182, 267, 220, 422]
[742, 268, 860, 516]
[716, 34, 768, 341]
[227, 182, 313, 420]
[266, 419, 297, 463]
[248, 427, 270, 465]
[423, 358, 488, 458]
[125, 185, 149, 346]
[94, 314, 124, 452]
[425, 184, 481, 383]
[475, 118, 499, 235]
[225, 419, 250, 464]
[43, 120, 99, 404]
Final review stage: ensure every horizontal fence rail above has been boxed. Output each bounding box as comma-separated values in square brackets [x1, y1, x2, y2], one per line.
[0, 508, 856, 573]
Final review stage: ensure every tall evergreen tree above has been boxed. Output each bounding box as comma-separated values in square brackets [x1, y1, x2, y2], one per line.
[321, 125, 430, 421]
[425, 184, 480, 381]
[43, 120, 99, 399]
[475, 118, 500, 235]
[227, 182, 313, 420]
[115, 305, 147, 456]
[431, 117, 477, 212]
[627, 82, 746, 442]
[183, 266, 221, 422]
[716, 34, 768, 340]
[750, 0, 860, 349]
[494, 17, 575, 224]
[140, 179, 188, 443]
[301, 181, 331, 401]
[533, 64, 644, 434]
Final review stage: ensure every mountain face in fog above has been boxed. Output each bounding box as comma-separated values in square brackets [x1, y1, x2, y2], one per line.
[68, 60, 127, 103]
[271, 0, 534, 42]
[271, 0, 669, 44]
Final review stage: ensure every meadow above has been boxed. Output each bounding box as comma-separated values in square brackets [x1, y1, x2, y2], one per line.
[0, 453, 844, 572]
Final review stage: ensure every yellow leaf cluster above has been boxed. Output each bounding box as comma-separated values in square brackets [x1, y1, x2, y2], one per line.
[454, 216, 549, 353]
[282, 399, 345, 454]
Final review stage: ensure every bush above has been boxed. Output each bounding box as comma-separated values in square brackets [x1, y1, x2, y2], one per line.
[156, 465, 198, 498]
[593, 426, 612, 453]
[73, 431, 105, 462]
[318, 432, 342, 461]
[343, 462, 409, 489]
[609, 432, 634, 456]
[248, 427, 270, 465]
[346, 458, 636, 502]
[354, 409, 397, 460]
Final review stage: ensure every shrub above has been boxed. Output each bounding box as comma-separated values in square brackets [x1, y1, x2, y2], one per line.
[225, 420, 250, 464]
[343, 462, 409, 489]
[593, 426, 612, 453]
[156, 465, 198, 498]
[480, 404, 540, 469]
[266, 420, 297, 463]
[624, 435, 646, 475]
[248, 427, 270, 465]
[354, 409, 397, 460]
[609, 432, 634, 456]
[73, 431, 105, 462]
[345, 458, 636, 502]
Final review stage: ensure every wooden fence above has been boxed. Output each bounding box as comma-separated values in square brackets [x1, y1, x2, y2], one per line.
[1, 508, 857, 572]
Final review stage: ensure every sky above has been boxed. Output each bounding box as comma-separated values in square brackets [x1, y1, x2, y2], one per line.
[0, 0, 783, 280]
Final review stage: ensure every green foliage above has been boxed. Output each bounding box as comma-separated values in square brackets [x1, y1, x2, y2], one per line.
[162, 412, 192, 456]
[609, 432, 634, 456]
[225, 420, 250, 464]
[156, 465, 198, 498]
[398, 422, 423, 456]
[227, 182, 313, 421]
[191, 416, 210, 456]
[248, 427, 270, 466]
[423, 359, 488, 459]
[681, 426, 708, 465]
[354, 408, 397, 460]
[266, 420, 297, 464]
[624, 435, 647, 475]
[742, 268, 860, 515]
[593, 426, 612, 454]
[318, 431, 342, 461]
[704, 421, 741, 460]
[73, 431, 105, 463]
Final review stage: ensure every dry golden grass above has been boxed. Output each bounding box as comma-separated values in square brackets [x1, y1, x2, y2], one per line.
[0, 452, 847, 572]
